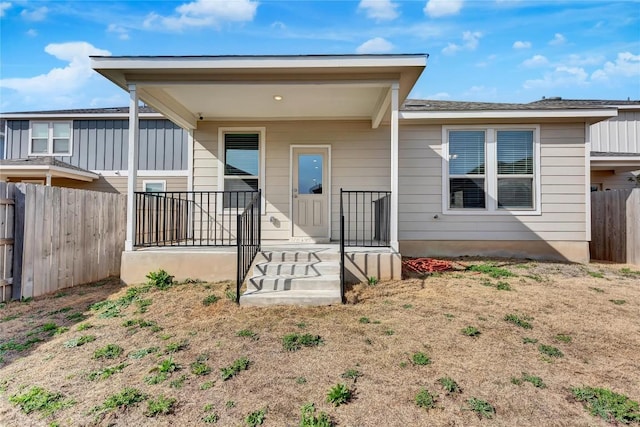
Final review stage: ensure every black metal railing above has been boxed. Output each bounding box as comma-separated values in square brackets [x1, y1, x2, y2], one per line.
[340, 189, 391, 247]
[134, 191, 258, 247]
[236, 190, 261, 304]
[339, 189, 392, 303]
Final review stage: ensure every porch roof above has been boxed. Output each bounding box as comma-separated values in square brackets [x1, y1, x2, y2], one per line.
[0, 157, 99, 182]
[90, 54, 427, 130]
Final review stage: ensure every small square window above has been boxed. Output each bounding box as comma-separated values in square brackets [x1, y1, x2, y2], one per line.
[29, 122, 72, 156]
[144, 181, 166, 192]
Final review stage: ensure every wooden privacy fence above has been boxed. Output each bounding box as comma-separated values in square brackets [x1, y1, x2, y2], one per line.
[591, 188, 640, 265]
[0, 183, 126, 302]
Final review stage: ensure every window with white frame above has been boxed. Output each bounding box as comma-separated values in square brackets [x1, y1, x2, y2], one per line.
[222, 132, 260, 208]
[30, 122, 72, 156]
[143, 180, 166, 193]
[444, 126, 539, 214]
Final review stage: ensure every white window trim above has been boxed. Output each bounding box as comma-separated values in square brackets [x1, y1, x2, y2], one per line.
[441, 124, 541, 216]
[143, 180, 166, 192]
[28, 121, 73, 156]
[216, 127, 266, 214]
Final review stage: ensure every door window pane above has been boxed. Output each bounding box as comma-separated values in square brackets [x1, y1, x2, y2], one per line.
[298, 154, 323, 194]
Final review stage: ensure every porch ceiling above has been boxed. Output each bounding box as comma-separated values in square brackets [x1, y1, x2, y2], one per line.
[91, 55, 427, 130]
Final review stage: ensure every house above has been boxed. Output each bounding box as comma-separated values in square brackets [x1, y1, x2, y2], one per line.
[1, 107, 189, 192]
[529, 98, 640, 191]
[1, 54, 627, 305]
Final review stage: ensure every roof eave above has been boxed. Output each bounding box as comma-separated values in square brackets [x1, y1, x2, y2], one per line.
[399, 109, 617, 122]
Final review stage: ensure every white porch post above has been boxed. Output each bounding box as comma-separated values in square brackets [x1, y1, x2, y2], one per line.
[45, 173, 52, 186]
[125, 84, 139, 252]
[390, 82, 399, 252]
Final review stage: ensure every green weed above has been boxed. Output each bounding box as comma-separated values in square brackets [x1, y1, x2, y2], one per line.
[76, 323, 93, 331]
[438, 377, 461, 395]
[225, 289, 238, 303]
[415, 388, 437, 410]
[466, 397, 495, 419]
[522, 373, 546, 388]
[411, 352, 432, 366]
[572, 386, 640, 424]
[170, 375, 187, 389]
[462, 326, 481, 337]
[296, 377, 307, 384]
[145, 395, 176, 417]
[65, 312, 86, 322]
[9, 386, 74, 416]
[610, 299, 627, 305]
[165, 339, 189, 353]
[538, 344, 564, 358]
[496, 281, 512, 291]
[587, 271, 604, 278]
[245, 408, 266, 426]
[0, 337, 42, 352]
[87, 363, 128, 381]
[146, 269, 174, 290]
[620, 267, 640, 277]
[63, 335, 96, 348]
[282, 333, 323, 351]
[128, 347, 159, 359]
[221, 357, 250, 380]
[203, 412, 220, 423]
[341, 369, 362, 381]
[191, 361, 212, 376]
[359, 317, 370, 324]
[1, 314, 19, 322]
[93, 344, 123, 359]
[98, 387, 147, 412]
[236, 329, 257, 340]
[555, 334, 572, 343]
[300, 402, 332, 427]
[367, 276, 379, 286]
[200, 381, 215, 390]
[203, 295, 220, 306]
[468, 264, 515, 278]
[589, 287, 605, 293]
[504, 313, 533, 329]
[522, 337, 538, 344]
[326, 383, 351, 407]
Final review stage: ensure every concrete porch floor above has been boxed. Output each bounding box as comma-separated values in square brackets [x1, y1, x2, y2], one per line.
[120, 241, 401, 285]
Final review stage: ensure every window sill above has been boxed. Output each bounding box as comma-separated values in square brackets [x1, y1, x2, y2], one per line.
[442, 208, 542, 216]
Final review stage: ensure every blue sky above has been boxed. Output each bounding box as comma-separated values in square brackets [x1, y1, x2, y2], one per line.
[1, 0, 639, 112]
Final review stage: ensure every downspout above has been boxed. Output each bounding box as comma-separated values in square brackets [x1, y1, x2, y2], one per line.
[125, 84, 139, 252]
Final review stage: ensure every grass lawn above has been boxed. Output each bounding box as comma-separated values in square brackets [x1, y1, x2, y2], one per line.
[0, 260, 639, 426]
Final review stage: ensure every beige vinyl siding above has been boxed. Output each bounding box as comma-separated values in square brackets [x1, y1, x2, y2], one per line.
[398, 122, 588, 242]
[193, 121, 391, 240]
[591, 170, 639, 190]
[590, 110, 640, 153]
[51, 176, 188, 193]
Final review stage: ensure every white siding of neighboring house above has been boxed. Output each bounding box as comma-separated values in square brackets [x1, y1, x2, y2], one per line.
[398, 122, 588, 242]
[590, 110, 640, 153]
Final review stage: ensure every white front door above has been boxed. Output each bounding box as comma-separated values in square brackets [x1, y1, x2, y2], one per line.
[292, 147, 329, 241]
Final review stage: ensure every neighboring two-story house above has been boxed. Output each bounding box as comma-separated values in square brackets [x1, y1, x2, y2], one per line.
[1, 107, 189, 193]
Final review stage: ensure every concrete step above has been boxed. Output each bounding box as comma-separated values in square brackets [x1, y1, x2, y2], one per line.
[247, 274, 341, 292]
[240, 289, 342, 307]
[256, 250, 340, 263]
[253, 261, 339, 277]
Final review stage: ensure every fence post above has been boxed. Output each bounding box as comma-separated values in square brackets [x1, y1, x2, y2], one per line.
[12, 184, 25, 300]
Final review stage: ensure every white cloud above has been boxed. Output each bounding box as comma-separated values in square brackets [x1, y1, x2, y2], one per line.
[513, 41, 531, 49]
[592, 52, 640, 80]
[356, 37, 393, 54]
[0, 42, 111, 95]
[427, 92, 450, 99]
[424, 0, 463, 17]
[549, 33, 566, 46]
[20, 6, 48, 21]
[145, 0, 258, 30]
[0, 2, 11, 17]
[270, 21, 286, 30]
[26, 28, 37, 37]
[524, 66, 589, 89]
[522, 54, 549, 68]
[566, 53, 605, 67]
[358, 0, 399, 21]
[442, 30, 481, 55]
[108, 24, 130, 40]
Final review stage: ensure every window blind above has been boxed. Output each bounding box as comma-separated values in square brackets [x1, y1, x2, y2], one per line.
[497, 131, 533, 175]
[449, 130, 486, 175]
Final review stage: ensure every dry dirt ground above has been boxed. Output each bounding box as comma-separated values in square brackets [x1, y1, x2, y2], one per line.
[0, 259, 639, 427]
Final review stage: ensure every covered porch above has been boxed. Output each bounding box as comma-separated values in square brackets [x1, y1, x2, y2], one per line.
[91, 54, 427, 303]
